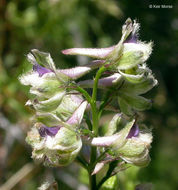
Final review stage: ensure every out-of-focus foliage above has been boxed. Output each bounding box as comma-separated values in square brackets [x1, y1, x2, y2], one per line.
[0, 0, 178, 189]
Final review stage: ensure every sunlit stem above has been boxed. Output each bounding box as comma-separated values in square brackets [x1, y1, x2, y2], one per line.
[89, 66, 107, 190]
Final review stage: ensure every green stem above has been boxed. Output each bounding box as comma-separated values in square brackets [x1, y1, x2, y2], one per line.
[89, 173, 97, 190]
[84, 114, 93, 131]
[89, 66, 106, 190]
[97, 160, 118, 189]
[76, 156, 88, 170]
[91, 66, 106, 135]
[75, 86, 92, 105]
[98, 90, 113, 119]
[92, 66, 106, 103]
[93, 150, 107, 167]
[72, 66, 108, 189]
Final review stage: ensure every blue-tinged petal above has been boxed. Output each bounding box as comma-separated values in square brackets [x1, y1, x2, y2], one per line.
[127, 124, 139, 138]
[31, 49, 56, 72]
[124, 20, 140, 43]
[56, 60, 105, 80]
[33, 64, 52, 77]
[78, 73, 123, 89]
[39, 125, 61, 137]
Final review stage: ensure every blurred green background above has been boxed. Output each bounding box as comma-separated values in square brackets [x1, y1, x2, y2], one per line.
[0, 0, 178, 189]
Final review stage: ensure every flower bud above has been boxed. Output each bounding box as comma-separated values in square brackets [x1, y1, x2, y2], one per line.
[77, 63, 157, 116]
[26, 101, 87, 167]
[115, 132, 152, 167]
[26, 123, 82, 167]
[62, 19, 152, 70]
[91, 114, 152, 167]
[36, 94, 84, 127]
[78, 73, 156, 117]
[91, 115, 135, 148]
[118, 93, 152, 115]
[117, 64, 158, 115]
[20, 50, 89, 166]
[61, 18, 157, 116]
[20, 68, 64, 99]
[19, 50, 89, 127]
[78, 73, 123, 89]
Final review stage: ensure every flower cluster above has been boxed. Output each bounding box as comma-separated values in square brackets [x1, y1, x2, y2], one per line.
[20, 49, 89, 166]
[63, 18, 157, 116]
[20, 19, 157, 185]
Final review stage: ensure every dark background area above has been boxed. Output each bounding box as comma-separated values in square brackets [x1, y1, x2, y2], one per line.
[0, 0, 178, 189]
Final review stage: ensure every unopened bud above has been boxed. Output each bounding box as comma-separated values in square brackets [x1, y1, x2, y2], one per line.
[26, 123, 82, 167]
[20, 50, 88, 128]
[91, 114, 152, 167]
[62, 19, 152, 71]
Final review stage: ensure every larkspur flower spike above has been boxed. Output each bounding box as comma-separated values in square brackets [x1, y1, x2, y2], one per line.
[19, 19, 157, 184]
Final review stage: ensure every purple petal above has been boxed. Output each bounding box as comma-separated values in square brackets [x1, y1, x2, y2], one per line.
[124, 34, 138, 43]
[39, 125, 61, 137]
[124, 20, 139, 43]
[127, 124, 139, 138]
[61, 46, 116, 59]
[98, 74, 122, 87]
[78, 73, 122, 88]
[33, 64, 52, 77]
